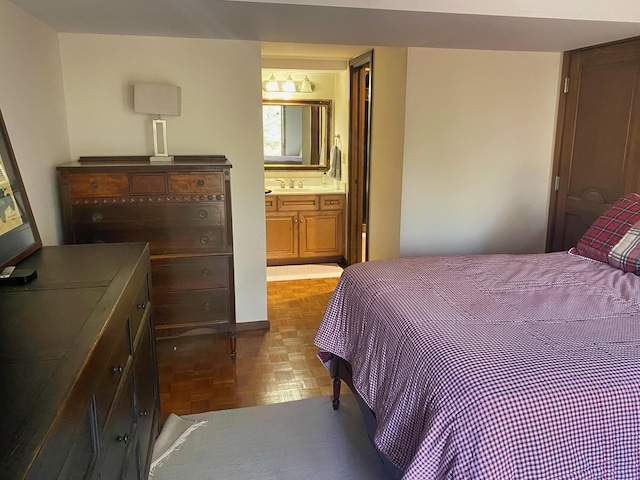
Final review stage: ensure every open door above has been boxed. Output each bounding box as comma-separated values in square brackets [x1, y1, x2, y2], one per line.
[347, 51, 373, 265]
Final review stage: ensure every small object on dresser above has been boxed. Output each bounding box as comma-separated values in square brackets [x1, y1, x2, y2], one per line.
[0, 266, 37, 285]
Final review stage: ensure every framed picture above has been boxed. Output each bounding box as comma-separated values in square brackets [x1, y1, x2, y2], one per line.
[0, 107, 41, 269]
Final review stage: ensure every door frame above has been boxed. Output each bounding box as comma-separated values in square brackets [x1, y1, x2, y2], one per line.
[347, 50, 373, 265]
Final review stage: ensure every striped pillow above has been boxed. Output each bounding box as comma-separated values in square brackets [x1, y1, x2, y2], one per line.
[574, 193, 640, 272]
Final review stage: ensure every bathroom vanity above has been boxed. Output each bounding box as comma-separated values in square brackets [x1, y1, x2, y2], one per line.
[265, 190, 345, 265]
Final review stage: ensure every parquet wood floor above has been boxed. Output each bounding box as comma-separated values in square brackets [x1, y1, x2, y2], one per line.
[156, 277, 342, 424]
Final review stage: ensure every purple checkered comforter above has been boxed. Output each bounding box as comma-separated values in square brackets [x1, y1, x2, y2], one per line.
[314, 252, 640, 479]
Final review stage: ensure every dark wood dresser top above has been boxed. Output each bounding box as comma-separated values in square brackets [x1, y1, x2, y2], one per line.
[0, 242, 150, 478]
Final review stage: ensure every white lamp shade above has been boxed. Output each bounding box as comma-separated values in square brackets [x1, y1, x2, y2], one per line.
[134, 83, 181, 116]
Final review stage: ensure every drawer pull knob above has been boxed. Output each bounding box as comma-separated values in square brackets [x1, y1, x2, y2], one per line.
[197, 179, 205, 187]
[200, 236, 209, 244]
[90, 181, 98, 190]
[139, 409, 148, 417]
[202, 269, 210, 277]
[117, 434, 130, 444]
[112, 364, 124, 374]
[137, 303, 146, 310]
[203, 301, 211, 310]
[198, 210, 208, 218]
[92, 212, 103, 223]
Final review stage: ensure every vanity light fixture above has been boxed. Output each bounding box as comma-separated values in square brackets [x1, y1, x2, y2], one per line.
[133, 82, 181, 163]
[262, 75, 314, 93]
[282, 75, 296, 93]
[299, 76, 313, 93]
[265, 74, 280, 92]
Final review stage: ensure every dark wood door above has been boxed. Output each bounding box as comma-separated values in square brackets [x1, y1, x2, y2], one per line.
[548, 38, 640, 251]
[347, 51, 373, 265]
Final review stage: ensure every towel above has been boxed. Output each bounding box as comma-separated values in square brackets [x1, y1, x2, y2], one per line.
[329, 145, 341, 180]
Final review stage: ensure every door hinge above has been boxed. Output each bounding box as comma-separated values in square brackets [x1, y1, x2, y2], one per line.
[554, 175, 560, 191]
[563, 77, 570, 94]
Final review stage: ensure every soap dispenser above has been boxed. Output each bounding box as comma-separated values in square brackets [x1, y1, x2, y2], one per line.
[321, 172, 328, 188]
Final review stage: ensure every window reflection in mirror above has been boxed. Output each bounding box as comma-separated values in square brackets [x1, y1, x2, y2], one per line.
[262, 100, 331, 170]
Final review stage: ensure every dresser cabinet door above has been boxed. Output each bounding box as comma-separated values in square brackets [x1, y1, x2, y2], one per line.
[265, 211, 298, 260]
[299, 210, 344, 258]
[133, 323, 157, 478]
[58, 401, 97, 479]
[96, 375, 136, 480]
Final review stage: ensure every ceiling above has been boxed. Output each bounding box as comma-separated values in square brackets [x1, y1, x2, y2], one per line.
[9, 0, 640, 59]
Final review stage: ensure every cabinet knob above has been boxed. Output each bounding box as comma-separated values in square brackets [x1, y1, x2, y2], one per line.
[201, 269, 210, 277]
[139, 409, 148, 417]
[203, 301, 211, 310]
[200, 236, 209, 244]
[92, 212, 103, 223]
[197, 179, 205, 187]
[112, 364, 124, 374]
[198, 210, 208, 218]
[117, 434, 130, 444]
[137, 303, 146, 310]
[90, 181, 98, 190]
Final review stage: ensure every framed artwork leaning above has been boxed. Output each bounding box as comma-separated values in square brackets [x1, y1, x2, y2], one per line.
[0, 107, 41, 270]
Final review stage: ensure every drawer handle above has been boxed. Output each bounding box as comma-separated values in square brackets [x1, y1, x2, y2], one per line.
[139, 409, 148, 417]
[198, 210, 208, 218]
[90, 181, 98, 190]
[117, 434, 130, 444]
[112, 364, 124, 374]
[92, 212, 103, 223]
[200, 236, 209, 244]
[137, 303, 146, 310]
[197, 179, 205, 187]
[201, 268, 210, 277]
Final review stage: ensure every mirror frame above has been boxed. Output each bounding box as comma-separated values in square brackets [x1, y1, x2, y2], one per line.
[263, 99, 332, 171]
[0, 107, 42, 269]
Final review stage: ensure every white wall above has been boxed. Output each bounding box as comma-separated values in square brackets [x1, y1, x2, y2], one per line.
[59, 33, 267, 324]
[368, 46, 407, 261]
[0, 0, 70, 246]
[400, 47, 562, 256]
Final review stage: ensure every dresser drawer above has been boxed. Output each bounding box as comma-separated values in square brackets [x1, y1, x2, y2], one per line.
[278, 195, 319, 211]
[153, 289, 230, 327]
[151, 255, 230, 292]
[94, 321, 132, 432]
[72, 225, 228, 255]
[71, 203, 226, 228]
[68, 174, 129, 197]
[168, 173, 224, 195]
[96, 375, 135, 480]
[320, 194, 344, 210]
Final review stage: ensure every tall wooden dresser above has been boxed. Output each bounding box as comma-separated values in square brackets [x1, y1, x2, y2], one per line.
[0, 243, 159, 479]
[57, 156, 236, 356]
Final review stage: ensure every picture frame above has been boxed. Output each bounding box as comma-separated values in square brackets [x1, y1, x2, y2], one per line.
[0, 107, 41, 269]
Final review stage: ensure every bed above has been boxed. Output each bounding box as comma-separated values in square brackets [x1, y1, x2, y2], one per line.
[314, 193, 640, 480]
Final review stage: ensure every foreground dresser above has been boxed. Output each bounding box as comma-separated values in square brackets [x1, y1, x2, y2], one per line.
[57, 156, 236, 356]
[0, 243, 159, 479]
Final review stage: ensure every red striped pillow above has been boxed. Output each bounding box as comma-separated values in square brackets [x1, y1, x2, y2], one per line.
[574, 193, 640, 272]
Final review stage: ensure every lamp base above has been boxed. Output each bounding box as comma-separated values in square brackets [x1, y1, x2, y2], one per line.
[150, 155, 174, 163]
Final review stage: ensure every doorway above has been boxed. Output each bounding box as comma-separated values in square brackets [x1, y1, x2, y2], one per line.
[347, 51, 373, 265]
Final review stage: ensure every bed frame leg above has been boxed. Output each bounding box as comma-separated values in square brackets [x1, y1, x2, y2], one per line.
[332, 375, 341, 410]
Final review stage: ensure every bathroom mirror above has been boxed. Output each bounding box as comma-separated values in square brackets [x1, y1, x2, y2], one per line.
[263, 99, 331, 170]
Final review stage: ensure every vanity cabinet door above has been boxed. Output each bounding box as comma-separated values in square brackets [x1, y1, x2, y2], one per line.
[265, 211, 298, 260]
[299, 210, 344, 258]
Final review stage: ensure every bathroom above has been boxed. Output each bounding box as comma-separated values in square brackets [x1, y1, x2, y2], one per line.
[261, 47, 356, 268]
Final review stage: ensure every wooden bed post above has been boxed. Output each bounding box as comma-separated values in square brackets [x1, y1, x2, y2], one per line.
[330, 356, 341, 410]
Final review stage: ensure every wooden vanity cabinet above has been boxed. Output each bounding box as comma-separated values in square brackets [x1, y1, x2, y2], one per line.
[57, 156, 236, 355]
[0, 243, 159, 480]
[265, 193, 345, 265]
